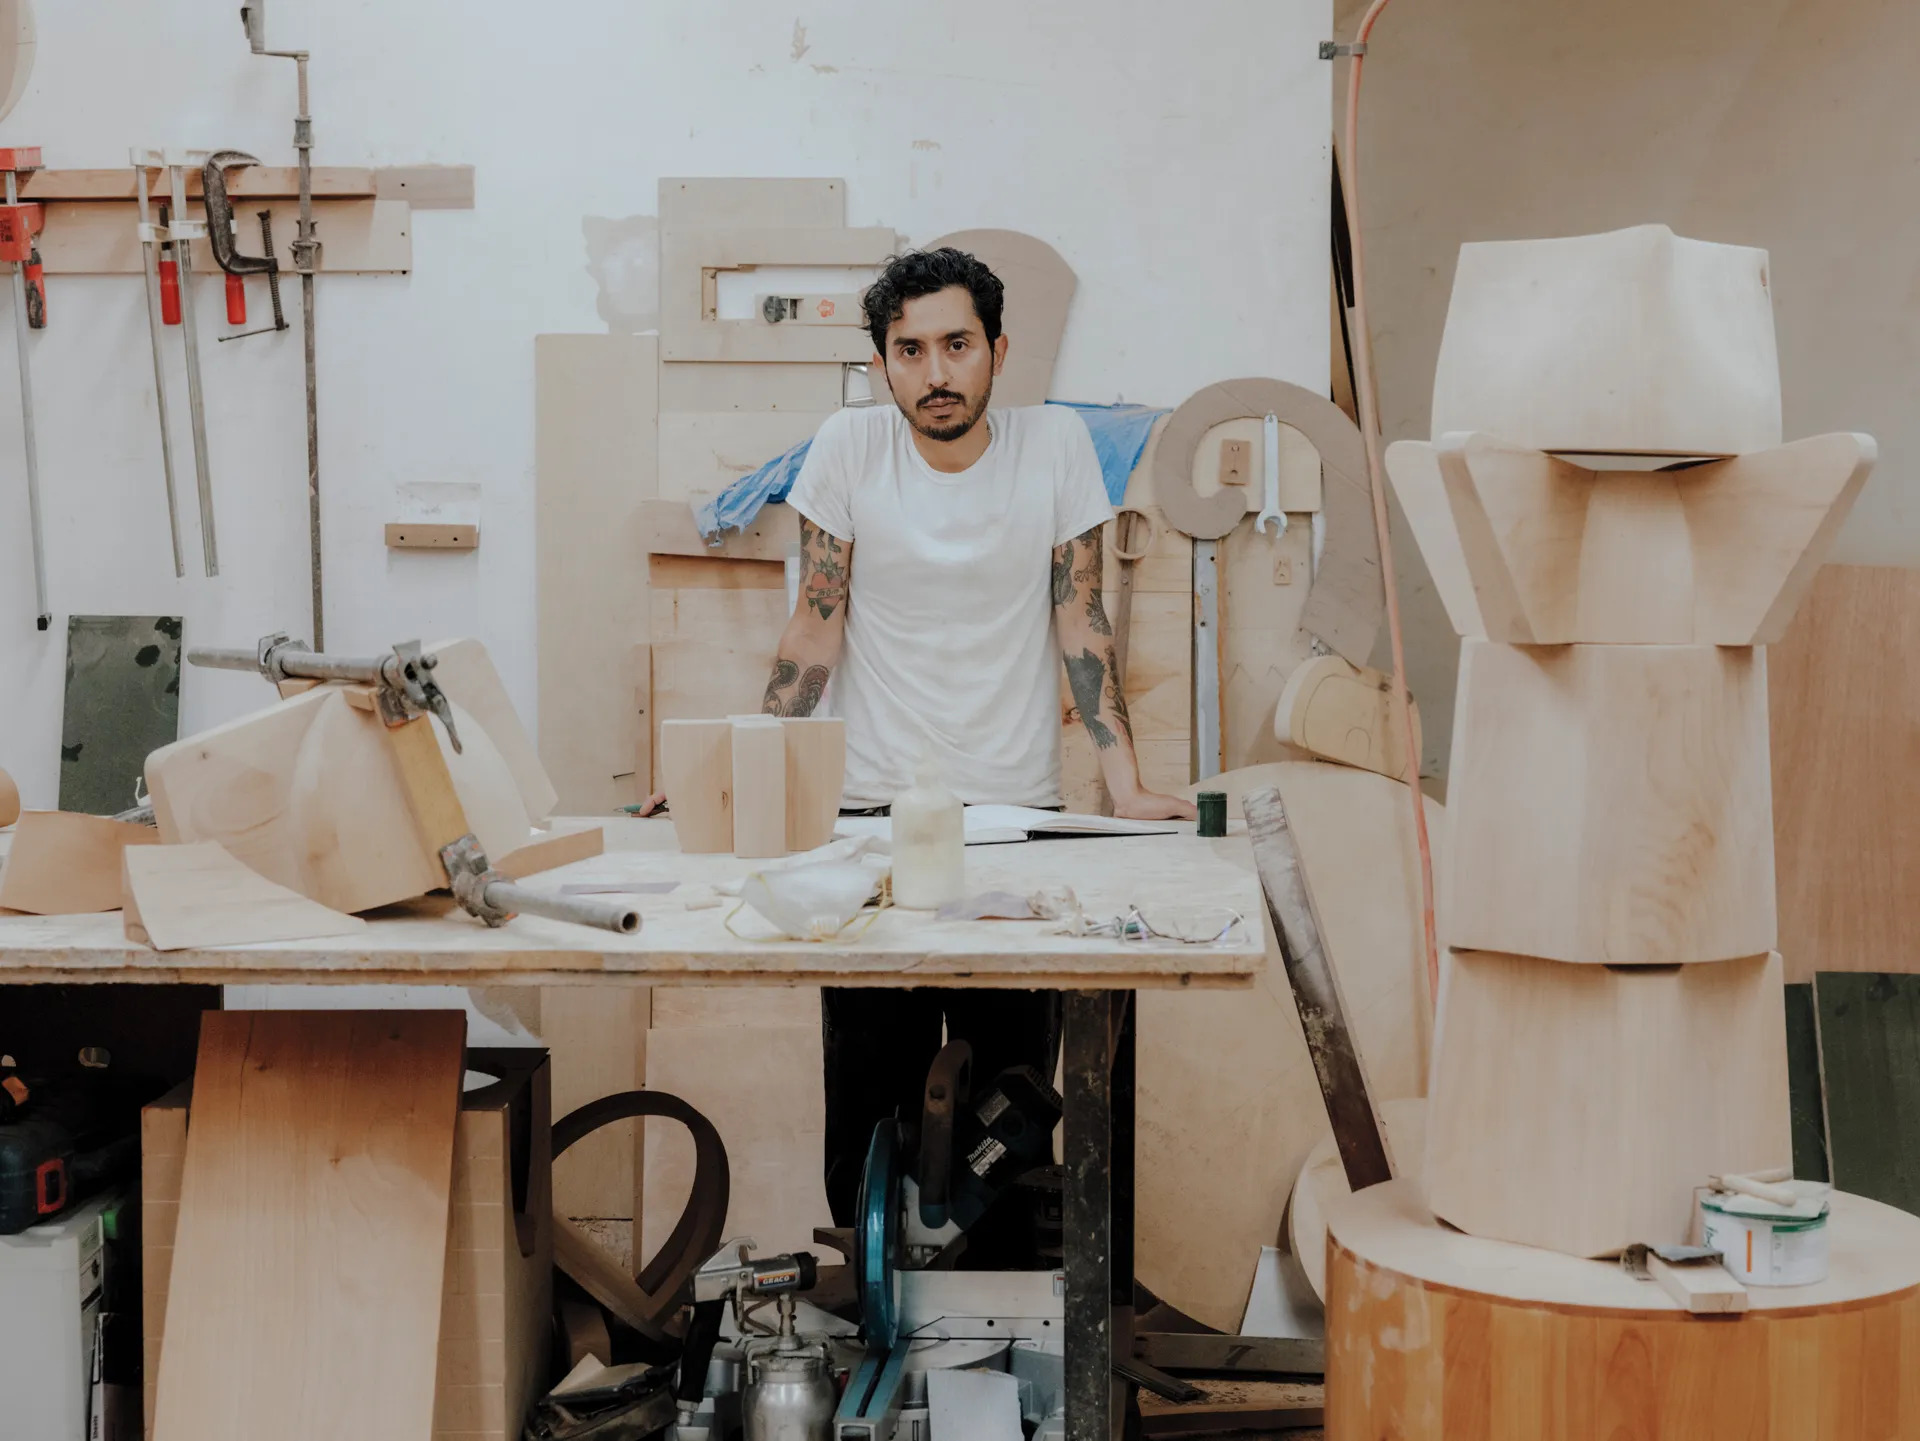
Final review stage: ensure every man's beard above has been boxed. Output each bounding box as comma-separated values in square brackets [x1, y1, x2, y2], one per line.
[905, 380, 992, 443]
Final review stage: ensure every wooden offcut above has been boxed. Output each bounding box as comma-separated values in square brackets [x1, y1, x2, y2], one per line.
[152, 1011, 465, 1441]
[658, 720, 733, 854]
[1273, 653, 1419, 781]
[122, 843, 365, 951]
[729, 716, 787, 859]
[1424, 950, 1791, 1256]
[1444, 640, 1775, 966]
[783, 718, 846, 850]
[0, 810, 158, 914]
[385, 523, 479, 550]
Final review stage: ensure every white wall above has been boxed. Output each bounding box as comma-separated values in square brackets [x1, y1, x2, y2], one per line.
[0, 0, 1331, 806]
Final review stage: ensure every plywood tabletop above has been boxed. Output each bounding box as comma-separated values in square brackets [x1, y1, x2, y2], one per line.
[0, 819, 1264, 990]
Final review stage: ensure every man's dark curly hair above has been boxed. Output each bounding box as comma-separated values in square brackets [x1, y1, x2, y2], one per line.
[862, 248, 1005, 356]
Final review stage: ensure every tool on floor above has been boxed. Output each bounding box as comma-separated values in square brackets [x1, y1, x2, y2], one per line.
[682, 1244, 835, 1439]
[240, 0, 326, 646]
[187, 633, 641, 934]
[132, 148, 220, 576]
[0, 146, 48, 627]
[201, 151, 288, 341]
[131, 156, 186, 577]
[1256, 412, 1286, 536]
[1111, 506, 1152, 689]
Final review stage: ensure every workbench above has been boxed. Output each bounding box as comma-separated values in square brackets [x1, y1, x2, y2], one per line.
[0, 818, 1265, 1441]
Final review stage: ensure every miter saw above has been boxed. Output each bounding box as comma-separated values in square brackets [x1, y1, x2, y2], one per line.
[675, 1042, 1069, 1441]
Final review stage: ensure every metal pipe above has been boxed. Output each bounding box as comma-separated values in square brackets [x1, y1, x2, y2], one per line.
[184, 645, 262, 672]
[485, 882, 642, 935]
[291, 54, 322, 651]
[133, 162, 185, 578]
[167, 160, 219, 577]
[7, 168, 48, 629]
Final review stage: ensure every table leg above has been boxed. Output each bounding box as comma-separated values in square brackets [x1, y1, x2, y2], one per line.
[1064, 989, 1115, 1441]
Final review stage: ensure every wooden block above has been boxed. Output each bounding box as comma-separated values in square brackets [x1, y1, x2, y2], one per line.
[373, 165, 475, 209]
[1137, 762, 1440, 1331]
[1218, 437, 1251, 487]
[1273, 653, 1419, 781]
[386, 523, 479, 550]
[644, 497, 799, 561]
[1814, 972, 1920, 1218]
[730, 717, 787, 859]
[542, 989, 649, 1224]
[1425, 950, 1791, 1257]
[386, 713, 478, 856]
[1770, 566, 1920, 984]
[1385, 439, 1485, 637]
[1647, 1253, 1749, 1315]
[24, 166, 379, 202]
[918, 229, 1075, 408]
[0, 810, 158, 914]
[1445, 640, 1775, 965]
[122, 842, 365, 950]
[642, 1025, 831, 1263]
[783, 718, 845, 851]
[660, 227, 898, 363]
[657, 410, 830, 503]
[425, 637, 558, 826]
[152, 1011, 465, 1441]
[1431, 225, 1781, 456]
[41, 198, 410, 275]
[1437, 431, 1873, 645]
[495, 824, 605, 881]
[145, 686, 532, 916]
[658, 720, 732, 854]
[535, 333, 657, 815]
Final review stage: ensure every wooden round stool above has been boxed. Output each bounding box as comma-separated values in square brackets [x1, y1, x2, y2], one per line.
[1325, 1178, 1920, 1439]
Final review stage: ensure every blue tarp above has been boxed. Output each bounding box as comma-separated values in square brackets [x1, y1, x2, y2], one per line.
[692, 400, 1169, 543]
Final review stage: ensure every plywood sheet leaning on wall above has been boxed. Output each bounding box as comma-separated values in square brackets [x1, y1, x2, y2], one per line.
[1444, 639, 1774, 966]
[536, 333, 658, 814]
[1136, 761, 1440, 1331]
[1423, 950, 1790, 1257]
[1770, 565, 1920, 983]
[152, 1011, 465, 1441]
[919, 229, 1075, 408]
[642, 1023, 832, 1263]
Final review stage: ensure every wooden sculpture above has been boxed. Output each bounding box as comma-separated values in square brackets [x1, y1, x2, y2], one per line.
[1332, 227, 1920, 1438]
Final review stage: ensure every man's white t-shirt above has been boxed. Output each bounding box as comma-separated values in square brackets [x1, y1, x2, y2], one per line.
[787, 404, 1113, 808]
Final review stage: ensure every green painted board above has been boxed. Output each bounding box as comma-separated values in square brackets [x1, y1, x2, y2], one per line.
[1814, 972, 1920, 1216]
[1784, 982, 1830, 1183]
[57, 615, 183, 816]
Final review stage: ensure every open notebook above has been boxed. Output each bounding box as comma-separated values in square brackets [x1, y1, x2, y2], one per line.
[834, 804, 1182, 847]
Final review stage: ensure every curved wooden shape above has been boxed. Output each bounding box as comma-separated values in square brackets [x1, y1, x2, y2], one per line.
[1326, 1178, 1920, 1440]
[920, 228, 1075, 409]
[1152, 377, 1380, 664]
[0, 764, 18, 829]
[1274, 654, 1420, 781]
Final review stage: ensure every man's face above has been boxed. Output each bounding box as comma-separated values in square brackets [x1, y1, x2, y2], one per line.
[877, 285, 1008, 443]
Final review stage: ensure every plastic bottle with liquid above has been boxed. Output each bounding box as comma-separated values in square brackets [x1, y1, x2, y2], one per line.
[891, 759, 965, 909]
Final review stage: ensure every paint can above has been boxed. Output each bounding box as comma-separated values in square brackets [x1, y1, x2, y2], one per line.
[1196, 791, 1227, 838]
[1699, 1188, 1830, 1286]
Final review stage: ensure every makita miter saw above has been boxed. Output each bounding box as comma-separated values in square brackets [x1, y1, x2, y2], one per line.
[676, 1041, 1068, 1441]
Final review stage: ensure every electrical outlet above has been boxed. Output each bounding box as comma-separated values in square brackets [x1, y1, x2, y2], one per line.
[1219, 438, 1251, 487]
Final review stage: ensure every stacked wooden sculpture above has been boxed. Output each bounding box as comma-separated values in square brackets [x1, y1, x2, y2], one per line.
[1389, 224, 1875, 1256]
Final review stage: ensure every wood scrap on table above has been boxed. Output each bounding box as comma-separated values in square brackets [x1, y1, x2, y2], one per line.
[122, 842, 365, 950]
[496, 824, 606, 881]
[0, 810, 158, 914]
[151, 1011, 465, 1441]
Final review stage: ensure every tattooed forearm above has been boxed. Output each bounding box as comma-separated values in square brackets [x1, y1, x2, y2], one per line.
[1065, 648, 1120, 749]
[1102, 663, 1133, 744]
[1051, 541, 1075, 608]
[762, 658, 799, 714]
[762, 658, 830, 717]
[801, 516, 851, 620]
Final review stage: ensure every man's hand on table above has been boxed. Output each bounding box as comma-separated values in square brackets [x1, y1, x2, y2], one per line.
[1109, 787, 1198, 822]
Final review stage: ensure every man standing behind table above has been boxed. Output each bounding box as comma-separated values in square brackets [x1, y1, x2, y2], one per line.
[760, 247, 1194, 1226]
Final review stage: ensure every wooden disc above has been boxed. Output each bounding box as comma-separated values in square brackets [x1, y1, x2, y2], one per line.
[1325, 1177, 1920, 1439]
[0, 765, 18, 828]
[1289, 1097, 1426, 1303]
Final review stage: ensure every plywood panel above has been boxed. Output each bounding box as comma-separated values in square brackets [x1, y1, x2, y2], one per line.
[152, 1011, 464, 1441]
[642, 1024, 831, 1263]
[660, 226, 897, 363]
[659, 363, 844, 414]
[1425, 950, 1790, 1256]
[542, 988, 650, 1224]
[1136, 761, 1440, 1331]
[535, 334, 657, 814]
[1770, 565, 1920, 983]
[1446, 640, 1775, 965]
[657, 410, 832, 503]
[644, 497, 799, 562]
[658, 177, 845, 229]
